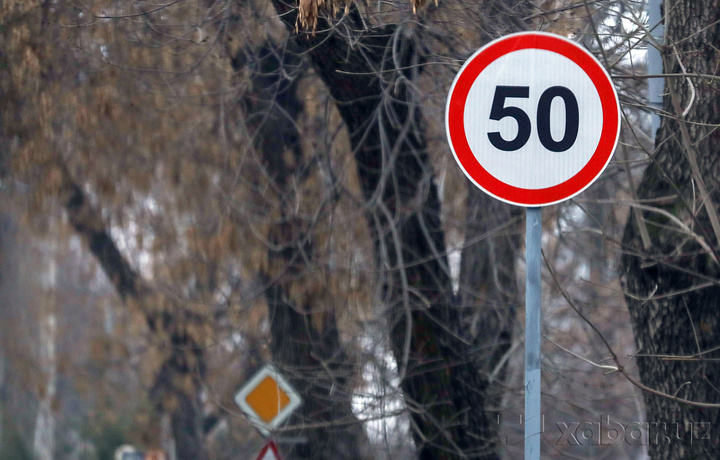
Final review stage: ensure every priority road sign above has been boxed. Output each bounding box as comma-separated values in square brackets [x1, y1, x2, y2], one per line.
[235, 365, 302, 436]
[445, 32, 620, 207]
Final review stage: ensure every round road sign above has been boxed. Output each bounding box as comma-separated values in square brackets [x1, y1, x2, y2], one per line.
[446, 32, 620, 207]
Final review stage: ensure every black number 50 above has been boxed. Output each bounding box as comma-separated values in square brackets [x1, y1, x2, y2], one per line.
[487, 85, 579, 152]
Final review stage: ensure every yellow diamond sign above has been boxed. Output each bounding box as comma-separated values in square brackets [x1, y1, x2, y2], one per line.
[235, 365, 301, 435]
[245, 375, 291, 423]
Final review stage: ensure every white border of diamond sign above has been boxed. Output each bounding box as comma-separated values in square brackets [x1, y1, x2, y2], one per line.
[234, 364, 302, 436]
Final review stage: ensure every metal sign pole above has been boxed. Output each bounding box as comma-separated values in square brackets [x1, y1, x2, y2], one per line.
[647, 0, 665, 140]
[525, 207, 542, 459]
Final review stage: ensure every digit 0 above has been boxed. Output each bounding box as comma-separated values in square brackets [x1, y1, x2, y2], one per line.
[536, 86, 579, 152]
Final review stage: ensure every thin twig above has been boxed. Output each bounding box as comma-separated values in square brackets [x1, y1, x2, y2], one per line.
[543, 251, 720, 409]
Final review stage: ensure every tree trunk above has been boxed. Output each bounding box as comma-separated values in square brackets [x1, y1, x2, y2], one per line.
[61, 178, 209, 460]
[266, 4, 520, 457]
[621, 2, 720, 458]
[237, 41, 371, 459]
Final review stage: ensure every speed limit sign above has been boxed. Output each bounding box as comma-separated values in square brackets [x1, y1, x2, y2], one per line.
[446, 32, 620, 207]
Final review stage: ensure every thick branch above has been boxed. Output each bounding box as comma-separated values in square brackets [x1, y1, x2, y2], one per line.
[63, 181, 140, 300]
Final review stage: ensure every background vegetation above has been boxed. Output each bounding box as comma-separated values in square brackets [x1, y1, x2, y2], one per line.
[0, 0, 717, 458]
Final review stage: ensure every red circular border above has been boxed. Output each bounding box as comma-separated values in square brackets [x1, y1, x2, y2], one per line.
[446, 33, 620, 206]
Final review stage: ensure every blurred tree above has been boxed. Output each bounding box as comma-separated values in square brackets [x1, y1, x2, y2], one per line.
[60, 174, 210, 460]
[0, 2, 212, 457]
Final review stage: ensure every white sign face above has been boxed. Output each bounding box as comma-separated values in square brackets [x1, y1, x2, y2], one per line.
[446, 32, 620, 207]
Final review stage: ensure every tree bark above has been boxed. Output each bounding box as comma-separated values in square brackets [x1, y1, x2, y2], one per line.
[621, 2, 720, 458]
[237, 41, 371, 459]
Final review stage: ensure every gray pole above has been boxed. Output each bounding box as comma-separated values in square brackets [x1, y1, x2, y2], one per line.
[647, 0, 664, 139]
[525, 207, 542, 459]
